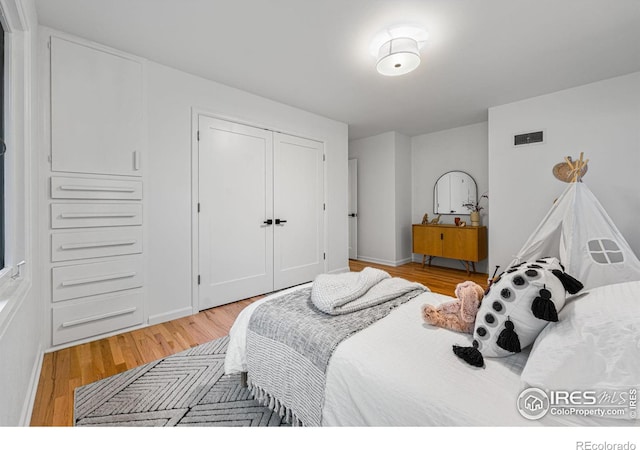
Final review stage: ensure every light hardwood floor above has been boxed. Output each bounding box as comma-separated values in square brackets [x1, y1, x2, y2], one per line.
[30, 260, 488, 426]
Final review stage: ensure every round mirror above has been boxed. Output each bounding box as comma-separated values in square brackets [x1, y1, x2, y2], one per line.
[434, 171, 477, 214]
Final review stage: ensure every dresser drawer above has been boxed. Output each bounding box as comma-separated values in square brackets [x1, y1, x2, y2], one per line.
[52, 289, 144, 346]
[51, 176, 143, 200]
[52, 255, 144, 302]
[51, 202, 143, 228]
[51, 227, 143, 262]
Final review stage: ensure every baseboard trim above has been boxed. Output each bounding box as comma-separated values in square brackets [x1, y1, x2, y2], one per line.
[148, 306, 194, 326]
[328, 266, 350, 274]
[22, 342, 45, 426]
[355, 256, 411, 267]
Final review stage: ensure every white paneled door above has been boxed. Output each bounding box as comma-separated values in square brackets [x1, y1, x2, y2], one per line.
[198, 116, 324, 309]
[348, 159, 358, 260]
[198, 117, 274, 309]
[273, 133, 324, 290]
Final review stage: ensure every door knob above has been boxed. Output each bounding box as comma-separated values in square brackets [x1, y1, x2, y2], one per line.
[263, 219, 273, 225]
[349, 213, 357, 217]
[275, 219, 287, 225]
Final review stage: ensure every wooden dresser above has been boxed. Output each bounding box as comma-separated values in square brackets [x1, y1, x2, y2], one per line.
[412, 224, 488, 274]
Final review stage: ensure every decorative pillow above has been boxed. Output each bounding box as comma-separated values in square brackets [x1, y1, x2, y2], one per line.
[521, 280, 640, 394]
[453, 257, 583, 368]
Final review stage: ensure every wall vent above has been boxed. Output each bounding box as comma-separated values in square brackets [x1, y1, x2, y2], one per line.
[514, 131, 544, 146]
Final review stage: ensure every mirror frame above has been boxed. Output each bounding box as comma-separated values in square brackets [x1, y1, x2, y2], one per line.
[433, 170, 478, 215]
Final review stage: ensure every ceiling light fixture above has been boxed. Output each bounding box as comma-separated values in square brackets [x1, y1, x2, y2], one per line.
[370, 25, 428, 77]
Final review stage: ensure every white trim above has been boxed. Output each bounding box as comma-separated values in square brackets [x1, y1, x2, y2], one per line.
[0, 0, 33, 323]
[356, 256, 412, 267]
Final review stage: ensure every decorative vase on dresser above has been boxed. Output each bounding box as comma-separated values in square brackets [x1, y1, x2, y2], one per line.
[470, 211, 481, 227]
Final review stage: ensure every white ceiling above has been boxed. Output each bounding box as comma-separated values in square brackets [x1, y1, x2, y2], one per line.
[34, 0, 640, 140]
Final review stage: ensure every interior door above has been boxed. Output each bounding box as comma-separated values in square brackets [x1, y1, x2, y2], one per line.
[198, 116, 274, 309]
[273, 133, 324, 290]
[348, 159, 358, 259]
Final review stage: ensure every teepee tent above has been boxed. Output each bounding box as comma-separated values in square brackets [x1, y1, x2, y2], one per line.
[513, 181, 640, 291]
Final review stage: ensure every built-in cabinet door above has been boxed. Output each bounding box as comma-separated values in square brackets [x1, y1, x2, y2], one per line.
[198, 116, 274, 309]
[412, 225, 443, 257]
[273, 133, 324, 290]
[442, 227, 472, 260]
[50, 36, 143, 176]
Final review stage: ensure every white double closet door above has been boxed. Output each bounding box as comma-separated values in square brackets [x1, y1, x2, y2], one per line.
[198, 116, 325, 310]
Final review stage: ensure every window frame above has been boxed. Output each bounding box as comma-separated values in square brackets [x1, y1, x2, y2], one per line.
[0, 0, 33, 315]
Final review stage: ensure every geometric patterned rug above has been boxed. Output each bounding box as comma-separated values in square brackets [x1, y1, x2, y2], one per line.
[74, 336, 288, 426]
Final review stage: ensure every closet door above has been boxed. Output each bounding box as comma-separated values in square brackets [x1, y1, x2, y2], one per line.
[273, 133, 324, 290]
[50, 37, 143, 176]
[198, 117, 274, 309]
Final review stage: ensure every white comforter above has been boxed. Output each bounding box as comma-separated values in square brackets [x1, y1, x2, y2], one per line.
[224, 283, 620, 426]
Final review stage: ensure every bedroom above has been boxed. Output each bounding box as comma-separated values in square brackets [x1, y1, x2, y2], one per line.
[0, 0, 638, 444]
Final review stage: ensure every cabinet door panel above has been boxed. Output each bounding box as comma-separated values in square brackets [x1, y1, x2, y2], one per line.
[51, 37, 143, 176]
[442, 228, 478, 261]
[412, 226, 442, 256]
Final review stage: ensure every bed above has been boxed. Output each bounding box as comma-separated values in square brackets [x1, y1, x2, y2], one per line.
[224, 277, 640, 427]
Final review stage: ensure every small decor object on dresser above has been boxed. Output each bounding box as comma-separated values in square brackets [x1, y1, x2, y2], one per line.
[463, 193, 488, 227]
[422, 213, 429, 225]
[470, 211, 480, 226]
[430, 214, 441, 225]
[454, 217, 461, 226]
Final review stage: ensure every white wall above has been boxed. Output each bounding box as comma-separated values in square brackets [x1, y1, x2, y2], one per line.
[146, 62, 349, 323]
[348, 132, 396, 265]
[488, 72, 640, 271]
[394, 133, 412, 263]
[411, 122, 489, 273]
[348, 131, 413, 266]
[0, 0, 42, 426]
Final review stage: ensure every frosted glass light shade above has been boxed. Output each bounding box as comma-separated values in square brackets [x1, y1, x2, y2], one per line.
[376, 37, 420, 76]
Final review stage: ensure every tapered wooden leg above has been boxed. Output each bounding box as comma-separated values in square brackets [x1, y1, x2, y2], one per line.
[241, 371, 248, 388]
[422, 254, 426, 268]
[472, 262, 476, 273]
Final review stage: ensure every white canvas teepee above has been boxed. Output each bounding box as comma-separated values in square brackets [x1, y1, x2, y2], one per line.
[513, 181, 640, 291]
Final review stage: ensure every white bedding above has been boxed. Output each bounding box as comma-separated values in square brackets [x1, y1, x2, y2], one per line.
[225, 282, 630, 426]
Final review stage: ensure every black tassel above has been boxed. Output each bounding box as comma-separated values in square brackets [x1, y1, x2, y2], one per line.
[552, 269, 584, 294]
[496, 318, 521, 353]
[531, 287, 558, 322]
[453, 343, 484, 368]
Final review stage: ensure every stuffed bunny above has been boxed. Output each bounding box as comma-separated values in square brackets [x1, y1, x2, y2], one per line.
[421, 281, 485, 334]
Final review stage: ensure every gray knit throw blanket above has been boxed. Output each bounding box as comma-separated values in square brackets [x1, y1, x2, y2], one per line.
[311, 267, 427, 315]
[246, 281, 427, 426]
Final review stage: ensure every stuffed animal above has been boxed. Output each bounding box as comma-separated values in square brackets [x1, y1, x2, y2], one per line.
[422, 281, 485, 334]
[453, 257, 583, 368]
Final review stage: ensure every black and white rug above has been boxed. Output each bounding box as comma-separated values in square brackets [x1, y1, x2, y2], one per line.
[74, 336, 287, 427]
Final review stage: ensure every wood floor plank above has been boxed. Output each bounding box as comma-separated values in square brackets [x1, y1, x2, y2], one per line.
[30, 260, 488, 426]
